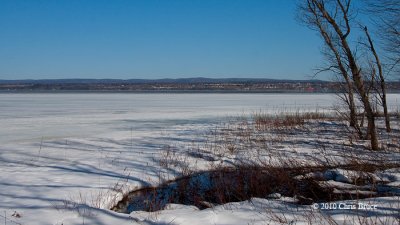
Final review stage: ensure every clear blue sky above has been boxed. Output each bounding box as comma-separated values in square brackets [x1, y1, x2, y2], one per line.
[0, 0, 324, 80]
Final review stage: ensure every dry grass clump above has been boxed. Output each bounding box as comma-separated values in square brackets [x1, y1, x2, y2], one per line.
[112, 165, 323, 212]
[253, 111, 329, 130]
[111, 157, 400, 213]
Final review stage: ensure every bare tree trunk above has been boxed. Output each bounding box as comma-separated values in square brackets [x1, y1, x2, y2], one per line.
[305, 0, 379, 150]
[364, 26, 391, 132]
[347, 54, 379, 149]
[343, 79, 363, 138]
[352, 76, 379, 149]
[344, 77, 362, 137]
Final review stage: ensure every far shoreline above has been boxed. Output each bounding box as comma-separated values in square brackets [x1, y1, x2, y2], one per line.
[1, 90, 400, 94]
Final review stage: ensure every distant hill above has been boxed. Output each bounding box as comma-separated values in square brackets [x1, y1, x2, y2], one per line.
[0, 77, 328, 84]
[0, 77, 398, 93]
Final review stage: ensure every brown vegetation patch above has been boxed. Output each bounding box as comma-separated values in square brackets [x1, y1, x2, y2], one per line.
[111, 162, 398, 213]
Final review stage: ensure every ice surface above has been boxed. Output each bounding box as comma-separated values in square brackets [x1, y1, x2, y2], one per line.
[0, 93, 399, 225]
[0, 93, 358, 143]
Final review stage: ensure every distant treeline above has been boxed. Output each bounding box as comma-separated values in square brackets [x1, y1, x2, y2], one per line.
[0, 78, 399, 93]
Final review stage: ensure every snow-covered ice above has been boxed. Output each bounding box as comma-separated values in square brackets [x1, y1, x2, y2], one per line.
[0, 93, 399, 225]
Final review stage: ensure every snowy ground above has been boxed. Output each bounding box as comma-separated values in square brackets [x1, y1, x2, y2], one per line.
[0, 93, 399, 225]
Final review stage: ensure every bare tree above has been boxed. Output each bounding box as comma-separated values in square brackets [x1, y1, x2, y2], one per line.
[299, 0, 379, 150]
[363, 26, 391, 132]
[300, 0, 361, 137]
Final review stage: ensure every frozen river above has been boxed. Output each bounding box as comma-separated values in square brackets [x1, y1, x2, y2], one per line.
[0, 92, 399, 225]
[0, 93, 399, 143]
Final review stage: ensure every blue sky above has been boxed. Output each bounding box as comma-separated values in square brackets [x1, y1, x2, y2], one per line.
[0, 0, 324, 80]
